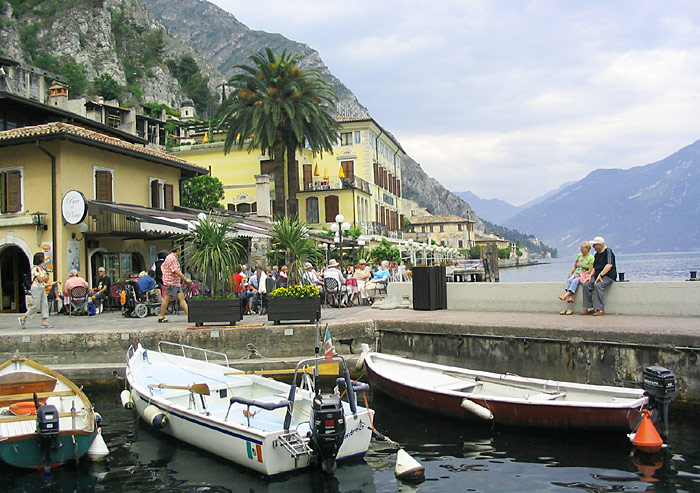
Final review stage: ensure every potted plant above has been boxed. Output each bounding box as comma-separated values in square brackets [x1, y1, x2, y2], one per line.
[267, 284, 321, 325]
[182, 213, 244, 327]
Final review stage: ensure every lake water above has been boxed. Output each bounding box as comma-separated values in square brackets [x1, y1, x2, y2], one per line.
[3, 388, 699, 492]
[500, 251, 700, 283]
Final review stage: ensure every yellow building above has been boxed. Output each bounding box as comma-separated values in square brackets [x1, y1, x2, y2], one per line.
[171, 116, 406, 238]
[474, 233, 511, 250]
[0, 121, 206, 313]
[406, 214, 476, 250]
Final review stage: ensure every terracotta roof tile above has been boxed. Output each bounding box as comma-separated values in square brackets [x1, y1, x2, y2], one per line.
[0, 122, 205, 170]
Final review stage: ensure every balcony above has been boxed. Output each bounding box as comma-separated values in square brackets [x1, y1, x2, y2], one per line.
[302, 175, 371, 194]
[360, 221, 403, 239]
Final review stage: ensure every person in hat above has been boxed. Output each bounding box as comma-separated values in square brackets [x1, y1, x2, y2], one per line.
[361, 260, 391, 301]
[581, 236, 617, 316]
[323, 259, 347, 306]
[302, 262, 323, 287]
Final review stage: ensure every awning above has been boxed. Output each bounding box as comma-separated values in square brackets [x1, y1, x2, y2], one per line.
[140, 222, 188, 234]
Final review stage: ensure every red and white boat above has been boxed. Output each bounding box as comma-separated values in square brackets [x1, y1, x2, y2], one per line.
[364, 351, 673, 432]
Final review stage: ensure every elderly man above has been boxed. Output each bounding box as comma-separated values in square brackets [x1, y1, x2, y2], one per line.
[581, 236, 617, 316]
[64, 269, 89, 312]
[91, 267, 111, 312]
[302, 262, 324, 287]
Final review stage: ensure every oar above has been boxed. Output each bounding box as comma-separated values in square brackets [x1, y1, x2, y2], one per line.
[225, 363, 339, 376]
[147, 383, 210, 395]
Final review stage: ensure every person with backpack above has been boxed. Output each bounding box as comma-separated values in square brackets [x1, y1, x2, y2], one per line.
[19, 252, 53, 329]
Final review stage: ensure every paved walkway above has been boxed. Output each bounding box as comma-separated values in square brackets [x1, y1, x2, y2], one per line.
[2, 304, 697, 341]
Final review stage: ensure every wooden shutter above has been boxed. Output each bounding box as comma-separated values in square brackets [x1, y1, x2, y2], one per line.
[260, 160, 274, 175]
[341, 161, 354, 181]
[373, 162, 379, 185]
[252, 202, 257, 213]
[164, 184, 174, 210]
[2, 170, 22, 213]
[400, 214, 405, 231]
[95, 170, 112, 201]
[303, 164, 312, 190]
[324, 195, 339, 223]
[397, 179, 401, 198]
[151, 180, 161, 208]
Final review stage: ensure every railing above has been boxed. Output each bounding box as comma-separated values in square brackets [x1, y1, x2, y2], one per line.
[360, 221, 403, 239]
[303, 176, 371, 194]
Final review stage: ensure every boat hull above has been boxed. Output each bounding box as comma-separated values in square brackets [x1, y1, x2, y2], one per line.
[365, 353, 645, 431]
[0, 432, 94, 469]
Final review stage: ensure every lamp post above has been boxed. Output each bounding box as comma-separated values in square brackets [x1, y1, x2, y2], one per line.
[330, 214, 351, 272]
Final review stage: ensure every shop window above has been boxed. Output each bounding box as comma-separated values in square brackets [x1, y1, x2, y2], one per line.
[324, 195, 339, 223]
[94, 167, 113, 202]
[306, 197, 319, 223]
[0, 168, 23, 213]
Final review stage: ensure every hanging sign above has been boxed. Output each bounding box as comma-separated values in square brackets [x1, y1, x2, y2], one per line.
[61, 190, 88, 225]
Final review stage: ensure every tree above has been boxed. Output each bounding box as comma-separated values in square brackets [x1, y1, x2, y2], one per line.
[369, 239, 400, 264]
[93, 73, 121, 101]
[181, 175, 225, 210]
[220, 48, 339, 219]
[271, 217, 320, 286]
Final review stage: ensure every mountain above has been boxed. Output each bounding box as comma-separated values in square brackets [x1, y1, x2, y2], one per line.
[140, 0, 368, 118]
[519, 181, 576, 209]
[454, 191, 519, 224]
[504, 139, 700, 254]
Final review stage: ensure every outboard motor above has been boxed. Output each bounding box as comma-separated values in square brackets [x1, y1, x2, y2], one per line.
[641, 366, 675, 437]
[310, 394, 346, 474]
[34, 393, 60, 473]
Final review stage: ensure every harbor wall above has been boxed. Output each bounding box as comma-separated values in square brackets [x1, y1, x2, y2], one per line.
[386, 281, 700, 317]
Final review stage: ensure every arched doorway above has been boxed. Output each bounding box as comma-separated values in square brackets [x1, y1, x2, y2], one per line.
[0, 245, 31, 313]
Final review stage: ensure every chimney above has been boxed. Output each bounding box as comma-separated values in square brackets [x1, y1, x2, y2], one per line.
[255, 174, 271, 220]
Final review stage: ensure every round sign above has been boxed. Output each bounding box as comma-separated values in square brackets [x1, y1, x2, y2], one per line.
[61, 190, 88, 225]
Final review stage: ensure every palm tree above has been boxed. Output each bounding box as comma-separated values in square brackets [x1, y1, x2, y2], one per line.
[271, 216, 321, 286]
[220, 48, 339, 219]
[181, 214, 243, 294]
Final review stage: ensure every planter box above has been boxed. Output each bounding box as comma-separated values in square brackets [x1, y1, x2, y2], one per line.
[188, 298, 244, 327]
[267, 296, 321, 325]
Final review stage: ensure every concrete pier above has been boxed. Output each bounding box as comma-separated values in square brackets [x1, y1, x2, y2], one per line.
[1, 282, 698, 402]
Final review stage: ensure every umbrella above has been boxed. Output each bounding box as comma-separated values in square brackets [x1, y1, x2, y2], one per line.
[323, 167, 329, 180]
[313, 163, 319, 176]
[338, 164, 345, 178]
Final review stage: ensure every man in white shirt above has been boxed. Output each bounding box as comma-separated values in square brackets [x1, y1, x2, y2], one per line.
[323, 259, 346, 306]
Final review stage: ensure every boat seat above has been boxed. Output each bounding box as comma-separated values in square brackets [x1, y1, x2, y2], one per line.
[527, 392, 567, 401]
[435, 380, 480, 393]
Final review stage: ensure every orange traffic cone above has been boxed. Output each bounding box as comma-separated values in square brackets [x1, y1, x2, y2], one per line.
[632, 409, 663, 453]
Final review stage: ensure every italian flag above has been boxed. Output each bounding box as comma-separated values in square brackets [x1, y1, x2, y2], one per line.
[247, 441, 263, 463]
[324, 327, 334, 363]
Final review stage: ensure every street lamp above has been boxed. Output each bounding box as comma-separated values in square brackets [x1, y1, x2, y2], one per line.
[330, 214, 351, 271]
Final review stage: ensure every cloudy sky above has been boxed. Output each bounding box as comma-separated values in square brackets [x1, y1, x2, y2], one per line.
[212, 0, 700, 205]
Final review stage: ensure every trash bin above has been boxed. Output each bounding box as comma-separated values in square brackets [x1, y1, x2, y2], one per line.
[412, 266, 447, 310]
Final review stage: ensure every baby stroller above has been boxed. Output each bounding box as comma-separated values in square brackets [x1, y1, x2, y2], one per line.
[121, 280, 160, 318]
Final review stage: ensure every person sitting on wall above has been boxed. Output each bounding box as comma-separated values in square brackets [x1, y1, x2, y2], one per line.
[91, 267, 112, 313]
[581, 236, 617, 317]
[360, 260, 391, 301]
[138, 270, 161, 302]
[64, 269, 89, 313]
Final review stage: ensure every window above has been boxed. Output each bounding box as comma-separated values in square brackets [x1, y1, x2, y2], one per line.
[429, 225, 434, 233]
[94, 167, 113, 201]
[0, 168, 22, 213]
[303, 164, 312, 190]
[421, 226, 426, 233]
[340, 132, 352, 146]
[354, 131, 361, 144]
[459, 240, 464, 248]
[237, 203, 251, 213]
[324, 195, 339, 223]
[458, 223, 463, 231]
[306, 197, 319, 223]
[340, 160, 354, 181]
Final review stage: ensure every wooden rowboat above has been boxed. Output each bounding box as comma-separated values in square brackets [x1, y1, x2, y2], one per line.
[0, 357, 99, 470]
[364, 352, 653, 431]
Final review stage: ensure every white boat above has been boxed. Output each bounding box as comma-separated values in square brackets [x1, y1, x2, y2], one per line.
[364, 351, 674, 432]
[125, 342, 374, 476]
[0, 356, 100, 471]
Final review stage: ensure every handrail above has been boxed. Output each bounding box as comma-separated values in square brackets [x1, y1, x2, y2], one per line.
[157, 341, 230, 367]
[125, 345, 135, 368]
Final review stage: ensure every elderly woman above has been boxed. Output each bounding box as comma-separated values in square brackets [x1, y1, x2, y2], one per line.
[558, 241, 595, 312]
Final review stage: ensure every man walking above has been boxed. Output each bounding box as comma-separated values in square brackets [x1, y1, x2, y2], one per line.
[581, 236, 616, 316]
[158, 246, 191, 323]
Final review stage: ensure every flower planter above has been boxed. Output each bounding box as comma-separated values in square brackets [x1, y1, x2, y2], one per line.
[188, 298, 244, 327]
[267, 296, 321, 325]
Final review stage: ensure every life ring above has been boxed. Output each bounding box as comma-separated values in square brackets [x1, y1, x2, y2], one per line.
[9, 399, 46, 416]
